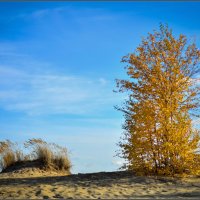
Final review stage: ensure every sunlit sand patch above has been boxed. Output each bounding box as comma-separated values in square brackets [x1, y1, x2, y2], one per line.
[0, 170, 200, 199]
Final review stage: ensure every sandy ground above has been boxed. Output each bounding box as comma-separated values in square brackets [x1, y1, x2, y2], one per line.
[0, 171, 200, 199]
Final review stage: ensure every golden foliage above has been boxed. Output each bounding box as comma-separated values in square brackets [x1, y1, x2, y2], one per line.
[116, 24, 200, 176]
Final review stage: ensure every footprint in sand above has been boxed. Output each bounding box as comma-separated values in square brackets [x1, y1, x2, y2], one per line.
[53, 194, 63, 198]
[35, 190, 42, 196]
[161, 189, 168, 193]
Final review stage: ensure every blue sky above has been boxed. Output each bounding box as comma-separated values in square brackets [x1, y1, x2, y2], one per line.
[0, 2, 200, 173]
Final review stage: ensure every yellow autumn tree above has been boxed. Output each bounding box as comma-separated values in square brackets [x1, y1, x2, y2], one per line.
[116, 24, 200, 176]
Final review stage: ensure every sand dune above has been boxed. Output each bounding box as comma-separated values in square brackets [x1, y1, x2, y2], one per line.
[0, 170, 200, 199]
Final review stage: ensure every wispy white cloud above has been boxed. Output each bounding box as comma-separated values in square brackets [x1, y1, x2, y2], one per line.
[99, 78, 107, 86]
[17, 6, 118, 23]
[0, 66, 24, 76]
[30, 9, 51, 19]
[0, 65, 119, 116]
[19, 7, 69, 19]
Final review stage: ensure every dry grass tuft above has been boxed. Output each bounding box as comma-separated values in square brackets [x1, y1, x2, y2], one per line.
[0, 138, 71, 174]
[32, 141, 71, 173]
[36, 145, 53, 167]
[2, 150, 16, 169]
[53, 155, 71, 171]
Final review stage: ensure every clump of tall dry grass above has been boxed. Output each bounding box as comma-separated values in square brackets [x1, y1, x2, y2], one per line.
[2, 150, 16, 169]
[24, 138, 71, 173]
[0, 138, 71, 174]
[0, 140, 24, 170]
